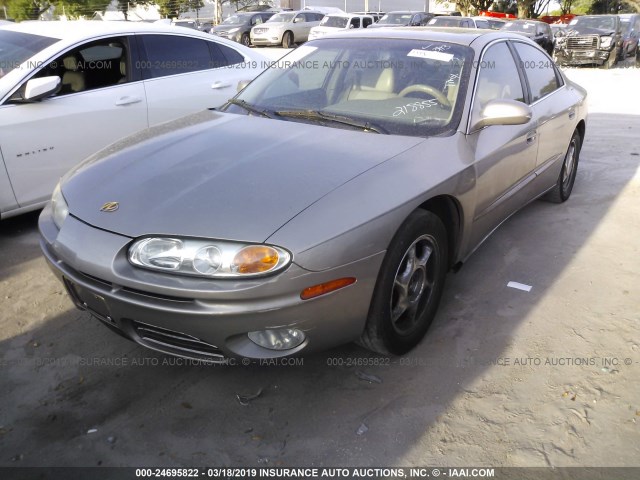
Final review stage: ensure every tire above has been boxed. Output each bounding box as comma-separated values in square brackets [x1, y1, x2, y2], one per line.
[282, 31, 294, 49]
[600, 48, 617, 69]
[240, 33, 251, 47]
[360, 210, 448, 355]
[544, 130, 581, 203]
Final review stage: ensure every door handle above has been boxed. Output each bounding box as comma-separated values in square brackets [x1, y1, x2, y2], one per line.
[115, 96, 142, 106]
[211, 82, 231, 90]
[526, 131, 537, 144]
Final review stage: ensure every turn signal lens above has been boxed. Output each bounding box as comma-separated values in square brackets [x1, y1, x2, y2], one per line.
[300, 277, 356, 300]
[233, 245, 281, 274]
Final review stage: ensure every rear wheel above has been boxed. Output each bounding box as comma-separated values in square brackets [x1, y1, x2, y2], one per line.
[282, 31, 294, 49]
[360, 210, 448, 355]
[544, 130, 581, 203]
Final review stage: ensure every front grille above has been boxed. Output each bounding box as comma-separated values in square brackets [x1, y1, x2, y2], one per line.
[567, 35, 599, 50]
[132, 320, 226, 362]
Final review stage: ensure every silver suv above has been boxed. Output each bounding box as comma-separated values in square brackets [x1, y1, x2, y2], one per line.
[250, 10, 324, 48]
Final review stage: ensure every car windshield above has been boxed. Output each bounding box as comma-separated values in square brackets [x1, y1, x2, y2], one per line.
[227, 38, 472, 138]
[320, 16, 349, 28]
[503, 22, 537, 32]
[428, 18, 462, 27]
[0, 30, 59, 80]
[268, 13, 295, 23]
[571, 16, 616, 30]
[377, 13, 412, 25]
[486, 20, 505, 30]
[221, 15, 248, 25]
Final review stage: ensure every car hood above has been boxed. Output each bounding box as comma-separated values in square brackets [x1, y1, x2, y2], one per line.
[212, 24, 245, 31]
[566, 26, 616, 36]
[62, 110, 425, 242]
[311, 26, 344, 34]
[509, 30, 536, 38]
[254, 22, 289, 29]
[368, 23, 405, 28]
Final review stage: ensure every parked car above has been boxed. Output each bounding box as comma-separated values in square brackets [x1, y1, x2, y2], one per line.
[308, 14, 374, 40]
[353, 11, 385, 22]
[426, 16, 478, 28]
[618, 13, 640, 61]
[211, 11, 277, 46]
[171, 19, 199, 30]
[40, 29, 587, 361]
[501, 20, 554, 55]
[368, 11, 433, 28]
[554, 15, 623, 68]
[0, 21, 266, 220]
[472, 16, 506, 30]
[250, 10, 324, 48]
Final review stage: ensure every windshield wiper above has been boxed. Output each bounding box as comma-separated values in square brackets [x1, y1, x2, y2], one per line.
[274, 109, 386, 134]
[227, 99, 274, 118]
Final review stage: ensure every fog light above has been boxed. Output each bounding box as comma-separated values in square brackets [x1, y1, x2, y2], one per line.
[248, 328, 305, 351]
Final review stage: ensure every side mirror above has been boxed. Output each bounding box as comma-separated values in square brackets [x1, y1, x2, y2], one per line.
[22, 76, 62, 102]
[473, 99, 532, 130]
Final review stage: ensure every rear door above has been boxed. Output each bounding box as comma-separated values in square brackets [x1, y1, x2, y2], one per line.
[138, 34, 248, 126]
[0, 35, 147, 208]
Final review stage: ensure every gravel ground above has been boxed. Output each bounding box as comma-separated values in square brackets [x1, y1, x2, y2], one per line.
[0, 61, 639, 471]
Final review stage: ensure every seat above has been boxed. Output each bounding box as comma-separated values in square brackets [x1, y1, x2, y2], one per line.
[61, 55, 86, 93]
[348, 67, 396, 101]
[118, 56, 127, 83]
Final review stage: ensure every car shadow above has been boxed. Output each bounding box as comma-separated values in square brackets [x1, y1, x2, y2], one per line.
[0, 113, 638, 468]
[0, 210, 42, 283]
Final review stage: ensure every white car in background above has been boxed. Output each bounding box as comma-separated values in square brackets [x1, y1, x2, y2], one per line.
[308, 14, 375, 40]
[0, 21, 266, 220]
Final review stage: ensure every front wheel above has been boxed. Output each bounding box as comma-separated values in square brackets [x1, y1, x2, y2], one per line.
[601, 48, 617, 69]
[360, 210, 448, 355]
[282, 31, 294, 49]
[544, 130, 581, 203]
[240, 33, 251, 47]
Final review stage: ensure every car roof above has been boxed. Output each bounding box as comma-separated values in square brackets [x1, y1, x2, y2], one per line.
[433, 16, 473, 20]
[321, 27, 526, 47]
[0, 20, 213, 41]
[384, 11, 426, 14]
[506, 19, 544, 23]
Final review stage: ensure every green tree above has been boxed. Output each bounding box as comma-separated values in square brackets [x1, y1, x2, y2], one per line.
[8, 0, 50, 20]
[115, 0, 154, 20]
[57, 0, 111, 18]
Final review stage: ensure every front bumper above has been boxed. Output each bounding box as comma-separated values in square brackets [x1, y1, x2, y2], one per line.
[39, 206, 383, 361]
[555, 48, 613, 65]
[250, 31, 283, 46]
[212, 31, 243, 43]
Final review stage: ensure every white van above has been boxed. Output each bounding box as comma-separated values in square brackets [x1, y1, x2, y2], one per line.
[308, 14, 375, 40]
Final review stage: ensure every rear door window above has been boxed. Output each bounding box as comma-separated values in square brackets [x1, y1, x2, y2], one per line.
[139, 35, 212, 79]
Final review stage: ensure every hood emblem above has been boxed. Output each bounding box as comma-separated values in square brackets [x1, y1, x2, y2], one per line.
[100, 202, 119, 212]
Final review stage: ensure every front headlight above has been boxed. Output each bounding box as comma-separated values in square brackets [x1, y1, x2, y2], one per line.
[129, 237, 291, 278]
[51, 183, 69, 229]
[600, 36, 613, 48]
